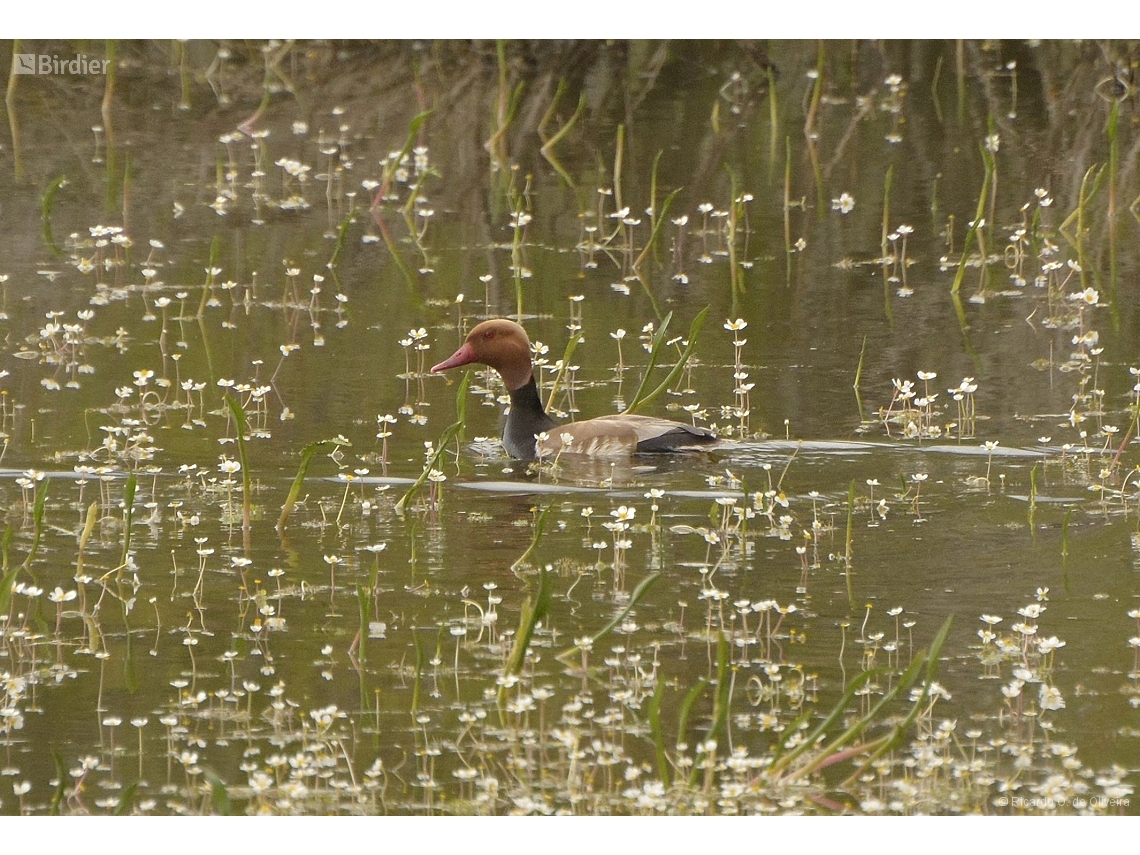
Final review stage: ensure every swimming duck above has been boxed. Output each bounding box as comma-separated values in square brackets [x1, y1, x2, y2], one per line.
[430, 319, 718, 460]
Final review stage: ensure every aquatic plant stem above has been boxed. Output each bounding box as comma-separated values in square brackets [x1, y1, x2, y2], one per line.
[544, 332, 582, 414]
[844, 480, 855, 607]
[539, 80, 585, 188]
[6, 43, 24, 181]
[511, 504, 551, 576]
[117, 474, 133, 570]
[853, 334, 867, 417]
[395, 372, 469, 515]
[632, 187, 682, 272]
[951, 143, 993, 295]
[225, 394, 253, 536]
[624, 307, 709, 414]
[277, 437, 351, 533]
[499, 564, 552, 711]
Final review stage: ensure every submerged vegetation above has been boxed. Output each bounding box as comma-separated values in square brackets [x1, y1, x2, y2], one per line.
[0, 39, 1138, 815]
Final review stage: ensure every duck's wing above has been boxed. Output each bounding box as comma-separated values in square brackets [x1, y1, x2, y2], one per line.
[616, 415, 718, 453]
[536, 415, 717, 457]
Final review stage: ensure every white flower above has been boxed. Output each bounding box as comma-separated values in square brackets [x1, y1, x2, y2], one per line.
[831, 192, 855, 214]
[48, 587, 77, 603]
[1038, 684, 1065, 711]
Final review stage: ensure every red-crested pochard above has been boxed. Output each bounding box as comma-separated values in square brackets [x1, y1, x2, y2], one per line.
[430, 319, 718, 460]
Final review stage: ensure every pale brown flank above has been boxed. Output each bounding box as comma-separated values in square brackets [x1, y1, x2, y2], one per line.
[431, 319, 718, 460]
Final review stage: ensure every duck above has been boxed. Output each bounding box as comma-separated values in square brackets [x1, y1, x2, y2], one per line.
[430, 318, 718, 460]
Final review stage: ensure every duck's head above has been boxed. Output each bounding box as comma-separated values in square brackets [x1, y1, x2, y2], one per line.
[430, 319, 534, 390]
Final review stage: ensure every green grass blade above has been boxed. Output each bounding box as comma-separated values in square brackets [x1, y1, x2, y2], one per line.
[511, 503, 552, 575]
[622, 311, 672, 413]
[225, 394, 253, 532]
[556, 571, 660, 662]
[701, 632, 732, 747]
[49, 750, 66, 815]
[23, 478, 50, 570]
[951, 143, 994, 295]
[648, 679, 670, 787]
[203, 768, 232, 815]
[0, 565, 19, 616]
[114, 781, 139, 815]
[277, 437, 351, 533]
[633, 186, 682, 270]
[624, 306, 709, 414]
[678, 677, 709, 785]
[395, 372, 469, 515]
[501, 564, 553, 708]
[544, 332, 582, 413]
[41, 174, 67, 254]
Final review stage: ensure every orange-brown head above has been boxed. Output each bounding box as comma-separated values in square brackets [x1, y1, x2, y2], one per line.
[430, 319, 535, 391]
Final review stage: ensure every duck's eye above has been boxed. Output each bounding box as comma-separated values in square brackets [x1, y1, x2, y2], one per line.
[483, 330, 495, 340]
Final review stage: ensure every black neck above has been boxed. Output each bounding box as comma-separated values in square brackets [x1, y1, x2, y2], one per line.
[503, 377, 559, 460]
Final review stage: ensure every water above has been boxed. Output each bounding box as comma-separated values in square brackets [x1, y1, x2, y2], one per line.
[0, 39, 1138, 815]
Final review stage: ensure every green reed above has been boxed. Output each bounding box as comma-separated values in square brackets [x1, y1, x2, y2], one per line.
[49, 752, 66, 816]
[6, 42, 24, 181]
[510, 503, 551, 576]
[844, 480, 856, 606]
[623, 307, 709, 414]
[556, 571, 660, 664]
[840, 616, 953, 785]
[0, 526, 16, 616]
[114, 781, 139, 816]
[372, 110, 432, 291]
[539, 79, 585, 188]
[101, 40, 117, 209]
[649, 150, 664, 236]
[1029, 461, 1039, 527]
[783, 136, 793, 283]
[648, 680, 670, 786]
[41, 175, 66, 255]
[355, 582, 373, 665]
[542, 331, 582, 411]
[1106, 96, 1120, 298]
[726, 167, 743, 298]
[196, 235, 221, 318]
[1060, 164, 1105, 293]
[675, 676, 708, 776]
[767, 65, 779, 172]
[383, 112, 435, 189]
[692, 632, 732, 787]
[499, 564, 552, 711]
[225, 394, 253, 534]
[507, 170, 530, 318]
[613, 123, 626, 213]
[116, 473, 135, 572]
[20, 478, 48, 571]
[767, 615, 951, 784]
[395, 372, 469, 515]
[277, 436, 351, 533]
[633, 186, 681, 272]
[485, 40, 524, 167]
[237, 39, 296, 134]
[951, 141, 994, 295]
[1061, 506, 1072, 560]
[852, 334, 867, 416]
[410, 628, 425, 715]
[327, 213, 353, 269]
[804, 41, 826, 218]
